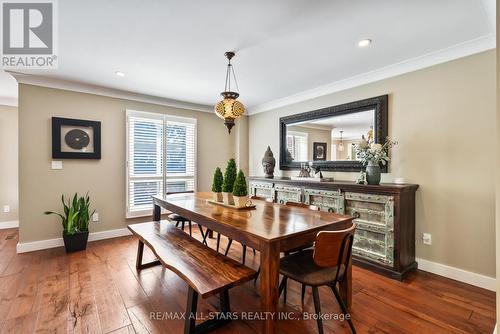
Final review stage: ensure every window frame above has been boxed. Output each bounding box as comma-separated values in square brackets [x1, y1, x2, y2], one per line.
[126, 109, 197, 218]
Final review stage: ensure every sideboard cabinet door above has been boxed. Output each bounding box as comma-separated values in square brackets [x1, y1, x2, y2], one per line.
[345, 192, 395, 266]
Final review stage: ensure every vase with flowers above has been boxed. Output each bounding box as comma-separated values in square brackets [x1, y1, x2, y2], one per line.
[355, 137, 397, 185]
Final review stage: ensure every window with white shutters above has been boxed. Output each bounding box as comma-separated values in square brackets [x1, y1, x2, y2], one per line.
[126, 110, 196, 217]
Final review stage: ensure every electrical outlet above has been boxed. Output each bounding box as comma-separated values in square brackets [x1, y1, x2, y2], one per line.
[92, 212, 99, 222]
[422, 233, 432, 245]
[3, 205, 10, 213]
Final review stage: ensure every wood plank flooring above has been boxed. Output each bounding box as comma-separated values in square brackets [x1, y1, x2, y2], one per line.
[0, 227, 495, 333]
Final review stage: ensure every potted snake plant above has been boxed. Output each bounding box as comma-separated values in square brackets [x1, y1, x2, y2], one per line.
[44, 193, 94, 253]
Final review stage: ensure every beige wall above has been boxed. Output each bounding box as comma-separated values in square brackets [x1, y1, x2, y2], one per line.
[18, 84, 240, 243]
[0, 105, 18, 223]
[249, 50, 496, 277]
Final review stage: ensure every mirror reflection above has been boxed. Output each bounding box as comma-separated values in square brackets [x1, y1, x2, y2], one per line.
[285, 109, 375, 162]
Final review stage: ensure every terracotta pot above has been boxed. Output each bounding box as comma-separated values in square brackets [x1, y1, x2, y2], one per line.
[213, 192, 223, 202]
[222, 192, 234, 205]
[233, 196, 249, 208]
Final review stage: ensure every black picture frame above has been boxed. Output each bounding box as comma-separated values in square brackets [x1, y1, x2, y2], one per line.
[279, 95, 388, 172]
[52, 117, 101, 159]
[313, 142, 327, 161]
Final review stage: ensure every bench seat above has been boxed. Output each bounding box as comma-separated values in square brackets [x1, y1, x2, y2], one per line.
[128, 221, 256, 297]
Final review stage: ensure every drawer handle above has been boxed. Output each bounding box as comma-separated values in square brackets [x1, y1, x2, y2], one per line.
[328, 208, 335, 213]
[353, 212, 361, 219]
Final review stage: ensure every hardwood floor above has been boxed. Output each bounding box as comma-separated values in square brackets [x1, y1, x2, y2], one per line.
[0, 227, 495, 333]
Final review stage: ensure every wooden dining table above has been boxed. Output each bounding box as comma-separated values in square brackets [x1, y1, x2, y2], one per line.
[152, 192, 354, 334]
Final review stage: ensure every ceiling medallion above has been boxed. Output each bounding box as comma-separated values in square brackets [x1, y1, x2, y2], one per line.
[215, 51, 245, 134]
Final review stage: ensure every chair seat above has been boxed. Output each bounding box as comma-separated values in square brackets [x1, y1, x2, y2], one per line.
[279, 249, 344, 286]
[168, 213, 188, 222]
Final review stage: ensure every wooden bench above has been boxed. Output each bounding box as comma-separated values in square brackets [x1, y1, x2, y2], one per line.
[128, 221, 257, 334]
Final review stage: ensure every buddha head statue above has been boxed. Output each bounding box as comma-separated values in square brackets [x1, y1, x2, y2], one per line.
[262, 146, 276, 178]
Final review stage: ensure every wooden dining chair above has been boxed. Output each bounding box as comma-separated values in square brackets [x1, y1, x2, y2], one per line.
[283, 201, 320, 300]
[253, 199, 320, 284]
[166, 191, 207, 243]
[278, 223, 357, 334]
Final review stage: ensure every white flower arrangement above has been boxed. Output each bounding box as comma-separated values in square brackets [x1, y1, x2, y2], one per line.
[355, 137, 397, 166]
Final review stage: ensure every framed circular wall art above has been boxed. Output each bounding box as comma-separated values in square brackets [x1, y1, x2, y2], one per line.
[51, 117, 101, 159]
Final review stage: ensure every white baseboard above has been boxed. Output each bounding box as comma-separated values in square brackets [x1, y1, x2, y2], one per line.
[417, 257, 496, 292]
[16, 228, 132, 253]
[493, 324, 496, 334]
[0, 220, 19, 229]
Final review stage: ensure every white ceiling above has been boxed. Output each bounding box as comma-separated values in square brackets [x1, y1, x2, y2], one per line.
[0, 0, 495, 111]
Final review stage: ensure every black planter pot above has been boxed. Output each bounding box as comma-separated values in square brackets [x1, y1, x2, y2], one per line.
[62, 231, 89, 253]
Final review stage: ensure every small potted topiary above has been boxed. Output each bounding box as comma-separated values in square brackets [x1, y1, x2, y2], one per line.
[222, 158, 237, 205]
[212, 167, 224, 202]
[45, 193, 94, 253]
[233, 169, 249, 208]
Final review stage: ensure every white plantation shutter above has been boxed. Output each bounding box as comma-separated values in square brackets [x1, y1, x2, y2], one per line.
[126, 110, 197, 217]
[165, 119, 196, 193]
[286, 131, 308, 161]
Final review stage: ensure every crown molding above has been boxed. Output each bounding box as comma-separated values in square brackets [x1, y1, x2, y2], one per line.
[8, 72, 213, 113]
[248, 34, 496, 115]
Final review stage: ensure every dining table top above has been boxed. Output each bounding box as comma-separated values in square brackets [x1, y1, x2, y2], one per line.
[153, 192, 354, 243]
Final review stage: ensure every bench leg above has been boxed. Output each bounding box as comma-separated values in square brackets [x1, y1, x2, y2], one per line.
[220, 289, 230, 313]
[185, 287, 198, 334]
[184, 288, 232, 334]
[135, 240, 161, 270]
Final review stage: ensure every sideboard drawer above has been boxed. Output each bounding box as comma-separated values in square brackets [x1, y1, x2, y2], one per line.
[353, 227, 394, 266]
[249, 181, 274, 200]
[275, 185, 302, 204]
[303, 188, 345, 214]
[345, 192, 394, 230]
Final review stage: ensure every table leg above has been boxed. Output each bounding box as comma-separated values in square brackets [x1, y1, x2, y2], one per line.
[260, 242, 280, 334]
[339, 252, 352, 310]
[153, 203, 161, 221]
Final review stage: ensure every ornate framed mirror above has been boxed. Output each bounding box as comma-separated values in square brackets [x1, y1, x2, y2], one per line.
[279, 95, 388, 172]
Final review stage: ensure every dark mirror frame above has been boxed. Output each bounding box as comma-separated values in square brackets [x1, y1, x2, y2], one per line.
[279, 95, 388, 172]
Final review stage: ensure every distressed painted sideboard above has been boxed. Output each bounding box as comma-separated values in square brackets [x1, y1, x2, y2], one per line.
[249, 176, 419, 280]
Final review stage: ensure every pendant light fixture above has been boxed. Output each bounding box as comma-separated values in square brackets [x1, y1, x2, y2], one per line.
[214, 51, 245, 134]
[339, 130, 344, 152]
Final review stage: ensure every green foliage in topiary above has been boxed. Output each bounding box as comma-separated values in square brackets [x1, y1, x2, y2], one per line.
[222, 158, 237, 193]
[232, 169, 248, 197]
[211, 167, 224, 192]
